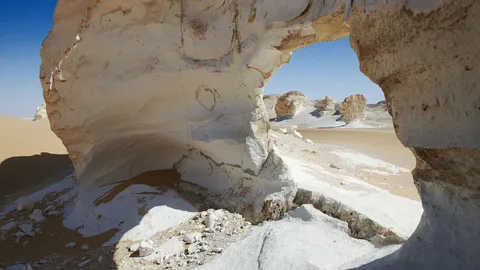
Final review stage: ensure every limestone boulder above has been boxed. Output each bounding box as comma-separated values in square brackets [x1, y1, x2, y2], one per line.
[340, 94, 367, 122]
[263, 95, 279, 120]
[33, 104, 47, 120]
[275, 91, 308, 118]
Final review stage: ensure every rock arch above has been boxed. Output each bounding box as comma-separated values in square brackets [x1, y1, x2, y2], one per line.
[40, 0, 479, 268]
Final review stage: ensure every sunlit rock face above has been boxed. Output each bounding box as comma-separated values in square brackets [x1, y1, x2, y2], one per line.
[340, 94, 367, 122]
[41, 0, 480, 268]
[275, 91, 309, 118]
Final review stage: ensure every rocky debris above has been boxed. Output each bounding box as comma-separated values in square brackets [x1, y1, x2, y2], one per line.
[5, 264, 32, 270]
[80, 244, 89, 251]
[138, 240, 155, 257]
[340, 94, 367, 123]
[28, 209, 45, 223]
[204, 210, 225, 230]
[305, 139, 313, 144]
[183, 232, 202, 244]
[263, 95, 279, 120]
[33, 104, 47, 121]
[275, 91, 309, 118]
[116, 209, 251, 269]
[285, 126, 303, 140]
[17, 200, 35, 212]
[64, 242, 76, 247]
[18, 223, 34, 236]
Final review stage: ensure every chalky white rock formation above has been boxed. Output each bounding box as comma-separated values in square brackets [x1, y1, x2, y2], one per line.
[40, 0, 480, 268]
[33, 104, 47, 120]
[340, 94, 367, 122]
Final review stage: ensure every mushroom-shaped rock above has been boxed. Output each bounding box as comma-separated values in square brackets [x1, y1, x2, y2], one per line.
[275, 91, 308, 118]
[318, 96, 337, 112]
[340, 94, 367, 122]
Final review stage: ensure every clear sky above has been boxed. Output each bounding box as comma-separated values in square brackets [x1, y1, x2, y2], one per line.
[0, 1, 384, 118]
[264, 38, 384, 102]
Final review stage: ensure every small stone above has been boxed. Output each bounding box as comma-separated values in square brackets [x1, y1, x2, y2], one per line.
[212, 247, 223, 253]
[187, 244, 199, 254]
[138, 240, 154, 257]
[279, 128, 287, 134]
[305, 139, 313, 144]
[80, 244, 89, 251]
[244, 221, 251, 226]
[183, 232, 202, 244]
[129, 242, 140, 252]
[45, 205, 54, 212]
[15, 232, 25, 238]
[178, 230, 186, 235]
[205, 210, 224, 229]
[65, 242, 76, 247]
[46, 211, 61, 216]
[199, 245, 209, 252]
[98, 256, 103, 262]
[1, 221, 16, 231]
[5, 264, 32, 270]
[200, 211, 207, 218]
[78, 259, 90, 268]
[17, 200, 35, 211]
[203, 228, 214, 233]
[29, 209, 45, 223]
[38, 260, 47, 265]
[18, 223, 33, 235]
[34, 228, 42, 234]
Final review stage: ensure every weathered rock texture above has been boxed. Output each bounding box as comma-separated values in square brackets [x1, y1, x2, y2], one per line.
[340, 94, 367, 122]
[33, 104, 47, 120]
[274, 91, 308, 118]
[317, 95, 336, 112]
[262, 95, 279, 120]
[40, 0, 480, 268]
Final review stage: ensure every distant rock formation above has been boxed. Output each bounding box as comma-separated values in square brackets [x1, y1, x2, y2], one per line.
[340, 94, 367, 122]
[275, 91, 308, 119]
[34, 104, 47, 120]
[263, 95, 279, 120]
[313, 96, 337, 116]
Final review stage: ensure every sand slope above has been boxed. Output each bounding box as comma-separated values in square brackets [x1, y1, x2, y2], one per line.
[0, 116, 70, 207]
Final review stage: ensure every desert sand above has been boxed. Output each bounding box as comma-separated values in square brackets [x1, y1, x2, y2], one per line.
[0, 116, 70, 208]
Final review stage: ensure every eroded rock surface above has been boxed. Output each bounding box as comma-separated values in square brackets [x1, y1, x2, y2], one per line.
[274, 91, 309, 119]
[33, 104, 47, 120]
[340, 94, 367, 122]
[40, 1, 480, 268]
[263, 95, 279, 120]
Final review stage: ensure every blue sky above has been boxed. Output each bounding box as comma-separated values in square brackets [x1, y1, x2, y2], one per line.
[0, 1, 383, 118]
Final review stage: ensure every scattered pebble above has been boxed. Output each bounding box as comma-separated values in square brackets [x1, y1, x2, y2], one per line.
[15, 232, 25, 238]
[29, 209, 45, 223]
[65, 242, 76, 247]
[183, 232, 202, 244]
[78, 259, 90, 268]
[212, 247, 223, 253]
[129, 242, 140, 252]
[5, 264, 32, 270]
[17, 200, 35, 212]
[80, 244, 89, 251]
[138, 240, 154, 257]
